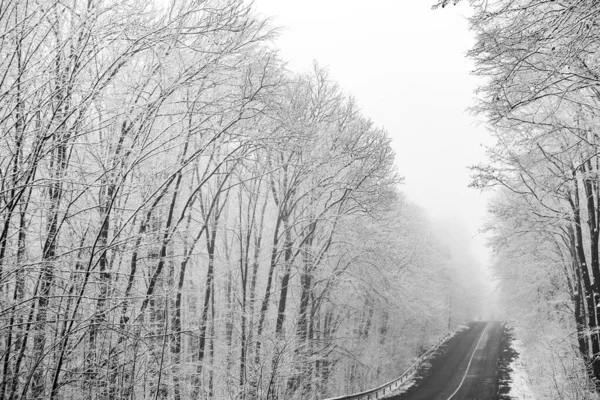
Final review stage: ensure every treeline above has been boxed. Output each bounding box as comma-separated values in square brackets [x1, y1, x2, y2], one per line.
[453, 0, 600, 396]
[0, 1, 474, 399]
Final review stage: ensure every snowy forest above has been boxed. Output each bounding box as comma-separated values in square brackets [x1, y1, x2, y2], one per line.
[439, 0, 600, 397]
[0, 1, 486, 399]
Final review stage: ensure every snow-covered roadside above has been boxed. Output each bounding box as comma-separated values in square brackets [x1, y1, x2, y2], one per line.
[507, 338, 536, 400]
[500, 323, 598, 400]
[497, 324, 536, 400]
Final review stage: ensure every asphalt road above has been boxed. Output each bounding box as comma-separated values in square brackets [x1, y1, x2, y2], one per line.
[388, 321, 504, 400]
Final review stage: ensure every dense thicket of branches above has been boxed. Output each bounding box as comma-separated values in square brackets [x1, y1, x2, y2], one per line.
[0, 1, 474, 399]
[464, 0, 600, 395]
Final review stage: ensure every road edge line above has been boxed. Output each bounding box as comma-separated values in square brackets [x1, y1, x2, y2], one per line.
[446, 323, 490, 400]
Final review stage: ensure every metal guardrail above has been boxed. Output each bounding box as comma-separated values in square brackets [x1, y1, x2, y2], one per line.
[323, 332, 453, 400]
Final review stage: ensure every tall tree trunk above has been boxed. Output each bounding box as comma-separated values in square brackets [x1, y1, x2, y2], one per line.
[275, 215, 293, 336]
[1, 200, 29, 400]
[28, 139, 67, 399]
[209, 275, 216, 399]
[255, 212, 283, 361]
[192, 187, 225, 397]
[245, 188, 268, 398]
[568, 179, 599, 381]
[192, 233, 215, 396]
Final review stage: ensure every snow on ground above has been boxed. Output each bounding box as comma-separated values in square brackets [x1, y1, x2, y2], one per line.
[384, 374, 417, 397]
[508, 339, 536, 400]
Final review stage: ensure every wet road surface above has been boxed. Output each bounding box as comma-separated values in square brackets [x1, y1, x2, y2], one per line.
[388, 321, 504, 400]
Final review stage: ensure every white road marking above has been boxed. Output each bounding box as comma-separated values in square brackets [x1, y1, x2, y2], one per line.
[446, 323, 490, 400]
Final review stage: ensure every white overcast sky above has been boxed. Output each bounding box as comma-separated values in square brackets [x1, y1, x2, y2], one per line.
[250, 0, 493, 268]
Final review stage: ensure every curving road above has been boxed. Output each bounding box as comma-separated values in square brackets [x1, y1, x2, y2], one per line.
[388, 321, 504, 400]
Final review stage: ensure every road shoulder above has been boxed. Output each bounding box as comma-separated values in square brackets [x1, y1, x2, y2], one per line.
[497, 324, 535, 400]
